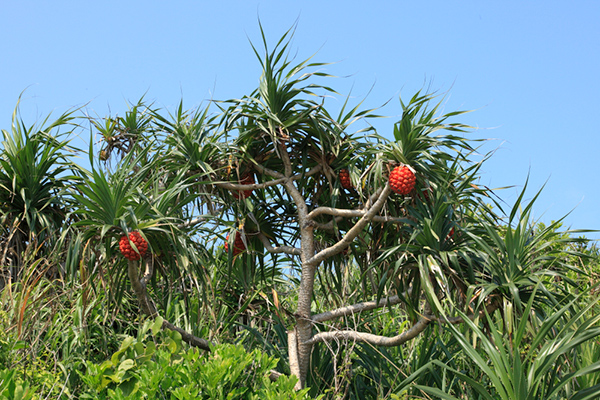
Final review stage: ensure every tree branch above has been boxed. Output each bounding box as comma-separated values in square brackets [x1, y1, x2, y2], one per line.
[305, 315, 431, 347]
[310, 216, 344, 232]
[127, 260, 158, 317]
[161, 320, 212, 350]
[277, 142, 316, 390]
[256, 232, 302, 256]
[307, 206, 404, 225]
[307, 185, 392, 265]
[306, 301, 502, 347]
[252, 162, 285, 179]
[312, 291, 410, 324]
[364, 186, 384, 209]
[214, 164, 322, 191]
[288, 328, 302, 391]
[279, 139, 293, 177]
[269, 370, 284, 382]
[177, 216, 211, 229]
[215, 179, 281, 192]
[305, 185, 387, 222]
[127, 259, 212, 351]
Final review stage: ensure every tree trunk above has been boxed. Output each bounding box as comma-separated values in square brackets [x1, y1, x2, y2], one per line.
[292, 226, 317, 389]
[289, 185, 392, 388]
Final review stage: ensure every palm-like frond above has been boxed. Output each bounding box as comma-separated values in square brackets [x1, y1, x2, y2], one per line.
[421, 287, 600, 400]
[73, 147, 154, 239]
[0, 101, 82, 264]
[468, 182, 588, 312]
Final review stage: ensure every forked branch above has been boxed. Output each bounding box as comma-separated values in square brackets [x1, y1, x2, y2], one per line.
[306, 300, 502, 347]
[308, 185, 392, 265]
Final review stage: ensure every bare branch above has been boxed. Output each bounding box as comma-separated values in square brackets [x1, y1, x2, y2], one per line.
[214, 164, 322, 191]
[307, 185, 391, 265]
[288, 328, 302, 391]
[215, 179, 281, 192]
[257, 232, 302, 256]
[275, 143, 316, 390]
[252, 163, 285, 179]
[305, 316, 431, 347]
[310, 216, 344, 232]
[312, 291, 410, 324]
[177, 216, 210, 229]
[279, 141, 293, 177]
[162, 320, 212, 351]
[127, 260, 158, 317]
[307, 206, 404, 225]
[364, 186, 384, 209]
[269, 370, 284, 382]
[306, 301, 502, 347]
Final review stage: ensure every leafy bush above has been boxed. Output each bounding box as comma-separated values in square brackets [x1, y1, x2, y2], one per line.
[0, 369, 36, 400]
[79, 317, 315, 399]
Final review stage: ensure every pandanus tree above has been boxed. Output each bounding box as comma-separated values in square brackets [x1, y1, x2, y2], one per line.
[204, 29, 506, 388]
[0, 101, 82, 273]
[72, 26, 593, 393]
[209, 32, 591, 389]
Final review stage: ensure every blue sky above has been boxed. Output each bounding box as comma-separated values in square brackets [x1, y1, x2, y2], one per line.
[2, 1, 599, 239]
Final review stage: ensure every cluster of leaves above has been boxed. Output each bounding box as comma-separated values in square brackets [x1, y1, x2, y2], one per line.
[0, 101, 82, 269]
[381, 285, 600, 400]
[79, 316, 313, 400]
[0, 369, 36, 400]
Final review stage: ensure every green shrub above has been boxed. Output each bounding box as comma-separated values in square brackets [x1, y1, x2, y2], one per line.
[79, 316, 315, 399]
[0, 369, 36, 400]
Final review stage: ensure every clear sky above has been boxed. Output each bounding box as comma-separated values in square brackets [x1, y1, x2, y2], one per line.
[2, 1, 599, 239]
